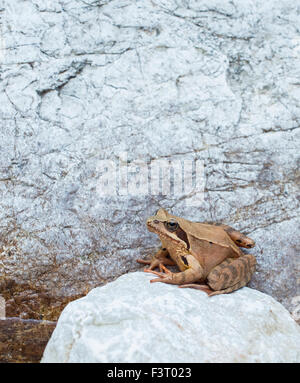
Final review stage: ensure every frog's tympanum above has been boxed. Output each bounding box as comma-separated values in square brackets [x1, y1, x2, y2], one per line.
[137, 208, 256, 296]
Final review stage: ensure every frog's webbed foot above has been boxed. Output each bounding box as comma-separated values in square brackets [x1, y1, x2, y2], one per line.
[136, 258, 156, 266]
[137, 257, 175, 271]
[144, 267, 174, 284]
[223, 225, 255, 249]
[137, 247, 175, 271]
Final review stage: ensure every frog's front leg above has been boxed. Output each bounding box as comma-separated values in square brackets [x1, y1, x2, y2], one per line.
[137, 247, 175, 271]
[145, 253, 204, 285]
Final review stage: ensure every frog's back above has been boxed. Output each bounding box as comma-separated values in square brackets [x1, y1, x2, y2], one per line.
[162, 210, 242, 257]
[177, 219, 242, 257]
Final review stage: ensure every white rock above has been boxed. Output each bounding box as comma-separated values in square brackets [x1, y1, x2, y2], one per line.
[41, 272, 300, 363]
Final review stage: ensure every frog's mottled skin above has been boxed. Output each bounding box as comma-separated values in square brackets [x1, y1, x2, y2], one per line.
[137, 209, 256, 296]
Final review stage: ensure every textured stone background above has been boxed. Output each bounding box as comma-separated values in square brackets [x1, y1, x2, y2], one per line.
[0, 0, 299, 324]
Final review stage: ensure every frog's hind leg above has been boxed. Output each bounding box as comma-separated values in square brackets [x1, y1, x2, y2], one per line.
[207, 254, 256, 296]
[179, 259, 233, 294]
[179, 283, 214, 295]
[203, 222, 255, 249]
[208, 280, 248, 296]
[223, 225, 255, 249]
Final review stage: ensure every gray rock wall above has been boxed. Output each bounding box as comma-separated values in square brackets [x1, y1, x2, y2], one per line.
[0, 0, 299, 321]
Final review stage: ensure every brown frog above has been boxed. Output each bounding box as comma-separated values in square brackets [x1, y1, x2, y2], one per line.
[137, 208, 256, 296]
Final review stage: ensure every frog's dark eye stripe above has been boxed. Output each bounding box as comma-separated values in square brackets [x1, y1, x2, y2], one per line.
[176, 227, 190, 250]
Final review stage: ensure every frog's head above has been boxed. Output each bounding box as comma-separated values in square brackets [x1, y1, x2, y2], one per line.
[146, 208, 190, 249]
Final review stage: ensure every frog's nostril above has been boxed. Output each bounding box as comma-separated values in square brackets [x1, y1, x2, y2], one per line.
[154, 220, 159, 224]
[247, 244, 253, 248]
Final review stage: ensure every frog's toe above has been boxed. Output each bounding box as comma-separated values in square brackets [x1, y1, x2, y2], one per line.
[144, 269, 174, 284]
[150, 275, 173, 284]
[144, 269, 164, 277]
[142, 258, 161, 270]
[136, 258, 151, 264]
[179, 283, 213, 295]
[150, 277, 165, 283]
[159, 264, 172, 274]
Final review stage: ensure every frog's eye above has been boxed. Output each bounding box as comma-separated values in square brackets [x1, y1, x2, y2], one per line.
[165, 220, 179, 232]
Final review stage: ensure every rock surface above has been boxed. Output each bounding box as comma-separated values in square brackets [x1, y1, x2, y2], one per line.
[0, 318, 56, 363]
[41, 272, 300, 363]
[0, 0, 299, 327]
